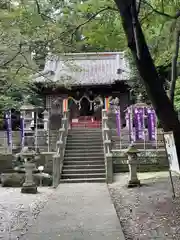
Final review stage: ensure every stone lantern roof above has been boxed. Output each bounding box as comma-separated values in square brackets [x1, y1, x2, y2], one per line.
[20, 104, 35, 111]
[125, 144, 139, 154]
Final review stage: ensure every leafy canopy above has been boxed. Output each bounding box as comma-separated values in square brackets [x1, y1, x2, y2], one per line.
[0, 0, 180, 109]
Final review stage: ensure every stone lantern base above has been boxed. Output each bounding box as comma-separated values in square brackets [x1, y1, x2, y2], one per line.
[21, 184, 37, 194]
[127, 179, 141, 188]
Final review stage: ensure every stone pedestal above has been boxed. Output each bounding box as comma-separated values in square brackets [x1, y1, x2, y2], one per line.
[126, 145, 141, 188]
[21, 161, 37, 194]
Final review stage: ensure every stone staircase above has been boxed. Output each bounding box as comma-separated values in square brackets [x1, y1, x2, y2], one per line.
[60, 128, 106, 183]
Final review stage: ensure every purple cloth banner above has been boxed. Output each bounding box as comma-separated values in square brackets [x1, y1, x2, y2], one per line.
[134, 107, 144, 141]
[128, 107, 135, 143]
[5, 111, 12, 147]
[147, 108, 156, 141]
[115, 109, 121, 137]
[20, 115, 24, 147]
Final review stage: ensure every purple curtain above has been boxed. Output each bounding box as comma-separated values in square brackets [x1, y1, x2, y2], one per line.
[20, 115, 24, 147]
[147, 108, 156, 141]
[128, 107, 134, 143]
[134, 107, 144, 141]
[5, 110, 12, 147]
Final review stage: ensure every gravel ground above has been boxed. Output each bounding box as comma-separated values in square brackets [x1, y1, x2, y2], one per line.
[0, 187, 55, 240]
[109, 171, 180, 240]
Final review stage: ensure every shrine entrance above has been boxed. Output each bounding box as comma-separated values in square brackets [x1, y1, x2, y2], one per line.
[68, 94, 103, 128]
[79, 96, 92, 116]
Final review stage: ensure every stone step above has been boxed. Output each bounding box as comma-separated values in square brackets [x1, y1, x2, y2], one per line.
[67, 139, 103, 143]
[63, 164, 105, 169]
[64, 152, 104, 157]
[64, 156, 104, 161]
[68, 129, 102, 135]
[65, 144, 104, 148]
[62, 169, 105, 174]
[67, 136, 102, 140]
[64, 160, 105, 165]
[67, 138, 102, 142]
[60, 178, 106, 183]
[66, 141, 103, 145]
[65, 145, 104, 150]
[67, 135, 102, 138]
[65, 149, 104, 153]
[66, 142, 103, 147]
[71, 126, 101, 129]
[61, 173, 106, 179]
[68, 131, 102, 134]
[68, 130, 102, 133]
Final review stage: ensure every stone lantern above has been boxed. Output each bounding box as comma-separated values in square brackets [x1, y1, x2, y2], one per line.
[20, 103, 35, 148]
[125, 144, 141, 187]
[20, 147, 38, 194]
[20, 103, 35, 131]
[42, 109, 49, 131]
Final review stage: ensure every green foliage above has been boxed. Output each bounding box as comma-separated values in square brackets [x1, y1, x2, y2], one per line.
[0, 0, 179, 111]
[174, 77, 180, 110]
[141, 0, 180, 66]
[0, 0, 67, 111]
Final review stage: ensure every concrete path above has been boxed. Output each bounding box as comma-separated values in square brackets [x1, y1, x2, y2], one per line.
[22, 183, 125, 240]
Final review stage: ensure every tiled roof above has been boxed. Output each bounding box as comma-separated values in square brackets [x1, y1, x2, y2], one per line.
[34, 52, 130, 86]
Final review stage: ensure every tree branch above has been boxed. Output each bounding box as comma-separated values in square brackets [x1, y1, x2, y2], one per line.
[131, 0, 141, 59]
[1, 44, 22, 68]
[74, 6, 118, 30]
[34, 0, 54, 22]
[143, 0, 180, 19]
[140, 10, 154, 24]
[34, 0, 41, 14]
[70, 6, 119, 43]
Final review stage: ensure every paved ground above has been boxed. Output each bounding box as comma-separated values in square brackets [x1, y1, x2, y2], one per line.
[0, 187, 54, 240]
[109, 172, 180, 240]
[20, 183, 125, 240]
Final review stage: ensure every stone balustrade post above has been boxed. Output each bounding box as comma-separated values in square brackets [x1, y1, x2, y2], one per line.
[53, 153, 60, 188]
[61, 117, 67, 127]
[104, 139, 111, 154]
[58, 127, 65, 141]
[103, 128, 110, 141]
[102, 109, 107, 118]
[58, 141, 65, 176]
[106, 153, 113, 184]
[102, 117, 108, 129]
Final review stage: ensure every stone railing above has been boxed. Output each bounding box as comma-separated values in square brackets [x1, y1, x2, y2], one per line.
[52, 110, 69, 188]
[102, 109, 113, 183]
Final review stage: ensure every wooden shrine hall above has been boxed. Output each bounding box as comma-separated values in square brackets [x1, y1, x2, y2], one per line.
[34, 52, 131, 129]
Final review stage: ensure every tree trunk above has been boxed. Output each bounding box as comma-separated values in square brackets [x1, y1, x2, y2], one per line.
[114, 0, 180, 163]
[169, 30, 180, 104]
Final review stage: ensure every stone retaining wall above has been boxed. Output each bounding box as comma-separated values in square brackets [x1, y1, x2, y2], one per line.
[0, 152, 54, 174]
[0, 151, 168, 176]
[0, 154, 14, 173]
[113, 150, 168, 173]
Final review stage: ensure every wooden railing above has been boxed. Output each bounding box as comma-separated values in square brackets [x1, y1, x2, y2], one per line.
[102, 109, 113, 183]
[53, 110, 69, 188]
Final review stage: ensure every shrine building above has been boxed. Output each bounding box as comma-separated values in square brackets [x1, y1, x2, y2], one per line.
[34, 52, 131, 129]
